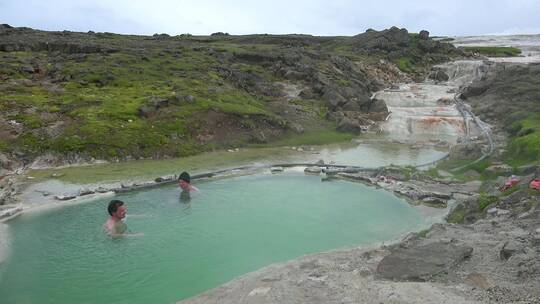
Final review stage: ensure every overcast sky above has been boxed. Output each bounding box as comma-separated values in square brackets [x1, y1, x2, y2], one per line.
[1, 0, 539, 36]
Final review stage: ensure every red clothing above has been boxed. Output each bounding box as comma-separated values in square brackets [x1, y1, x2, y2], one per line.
[530, 179, 540, 191]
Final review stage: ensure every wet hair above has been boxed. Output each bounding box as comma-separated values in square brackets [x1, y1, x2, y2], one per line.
[178, 171, 191, 183]
[107, 200, 124, 216]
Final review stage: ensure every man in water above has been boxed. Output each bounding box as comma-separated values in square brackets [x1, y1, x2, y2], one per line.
[178, 171, 198, 202]
[104, 200, 129, 237]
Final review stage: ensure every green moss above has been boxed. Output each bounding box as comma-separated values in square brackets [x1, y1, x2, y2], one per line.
[463, 46, 522, 57]
[16, 133, 48, 155]
[447, 204, 466, 224]
[424, 167, 442, 178]
[478, 194, 498, 211]
[0, 139, 9, 152]
[394, 57, 414, 73]
[417, 228, 430, 238]
[8, 113, 43, 129]
[500, 185, 522, 196]
[507, 114, 540, 165]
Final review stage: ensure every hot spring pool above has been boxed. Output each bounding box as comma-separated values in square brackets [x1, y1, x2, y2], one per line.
[0, 172, 433, 303]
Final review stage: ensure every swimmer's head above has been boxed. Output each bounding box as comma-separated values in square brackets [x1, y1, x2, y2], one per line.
[108, 200, 126, 219]
[178, 172, 191, 190]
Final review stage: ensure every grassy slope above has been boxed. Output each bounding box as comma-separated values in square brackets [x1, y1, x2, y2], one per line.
[1, 48, 276, 158]
[508, 113, 540, 165]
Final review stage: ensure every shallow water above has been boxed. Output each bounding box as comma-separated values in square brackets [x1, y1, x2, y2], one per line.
[0, 173, 433, 304]
[317, 141, 447, 167]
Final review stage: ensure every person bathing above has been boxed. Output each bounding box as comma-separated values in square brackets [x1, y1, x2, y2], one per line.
[178, 171, 199, 193]
[178, 171, 198, 202]
[104, 200, 143, 237]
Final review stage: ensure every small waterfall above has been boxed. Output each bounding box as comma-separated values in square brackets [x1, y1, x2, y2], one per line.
[436, 60, 491, 88]
[378, 60, 486, 142]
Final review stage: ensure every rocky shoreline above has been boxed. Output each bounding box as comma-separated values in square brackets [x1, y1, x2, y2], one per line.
[0, 161, 452, 219]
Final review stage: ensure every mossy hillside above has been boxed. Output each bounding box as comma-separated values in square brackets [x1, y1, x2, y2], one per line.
[0, 26, 461, 161]
[2, 50, 278, 158]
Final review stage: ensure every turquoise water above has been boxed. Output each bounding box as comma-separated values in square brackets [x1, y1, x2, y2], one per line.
[0, 173, 425, 304]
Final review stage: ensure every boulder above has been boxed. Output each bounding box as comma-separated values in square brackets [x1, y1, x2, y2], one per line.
[501, 190, 529, 206]
[354, 26, 411, 51]
[500, 240, 522, 260]
[421, 197, 447, 207]
[185, 95, 196, 103]
[137, 104, 156, 118]
[461, 81, 489, 99]
[449, 143, 482, 160]
[485, 164, 513, 175]
[337, 117, 362, 133]
[341, 100, 361, 111]
[517, 173, 536, 186]
[497, 209, 510, 216]
[55, 194, 76, 201]
[428, 70, 449, 82]
[322, 89, 346, 109]
[304, 167, 322, 175]
[463, 169, 481, 179]
[516, 164, 540, 176]
[78, 188, 94, 196]
[270, 167, 284, 173]
[289, 123, 304, 134]
[377, 242, 473, 281]
[487, 207, 499, 215]
[419, 30, 430, 40]
[95, 186, 111, 193]
[436, 97, 454, 105]
[368, 98, 389, 113]
[20, 65, 36, 73]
